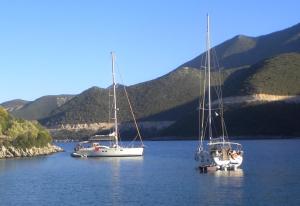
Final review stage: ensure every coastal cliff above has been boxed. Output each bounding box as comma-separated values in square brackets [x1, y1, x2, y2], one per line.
[0, 143, 63, 159]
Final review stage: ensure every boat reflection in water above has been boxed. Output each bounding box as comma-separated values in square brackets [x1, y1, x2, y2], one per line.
[212, 169, 244, 177]
[73, 155, 144, 205]
[195, 168, 245, 205]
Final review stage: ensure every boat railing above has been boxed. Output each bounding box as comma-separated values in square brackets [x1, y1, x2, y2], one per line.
[210, 137, 225, 143]
[208, 139, 243, 151]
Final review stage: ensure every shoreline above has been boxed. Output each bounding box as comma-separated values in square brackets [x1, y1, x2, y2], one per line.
[146, 136, 300, 141]
[53, 135, 300, 142]
[0, 143, 64, 159]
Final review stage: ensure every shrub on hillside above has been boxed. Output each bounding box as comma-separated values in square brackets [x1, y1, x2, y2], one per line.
[0, 106, 52, 149]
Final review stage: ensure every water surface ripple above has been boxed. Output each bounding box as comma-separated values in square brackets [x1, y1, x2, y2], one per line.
[0, 140, 299, 206]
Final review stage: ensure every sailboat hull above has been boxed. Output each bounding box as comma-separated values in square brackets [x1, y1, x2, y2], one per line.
[209, 141, 244, 170]
[212, 152, 243, 170]
[229, 155, 243, 169]
[72, 147, 144, 157]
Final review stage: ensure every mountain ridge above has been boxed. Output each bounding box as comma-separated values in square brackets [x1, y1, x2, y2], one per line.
[162, 52, 300, 137]
[8, 95, 74, 120]
[181, 22, 300, 69]
[1, 22, 300, 139]
[1, 99, 29, 112]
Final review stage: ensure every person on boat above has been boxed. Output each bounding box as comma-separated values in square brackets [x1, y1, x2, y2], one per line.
[74, 144, 82, 152]
[229, 150, 239, 159]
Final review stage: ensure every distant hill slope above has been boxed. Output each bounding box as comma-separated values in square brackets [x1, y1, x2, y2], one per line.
[40, 68, 234, 127]
[39, 21, 300, 129]
[40, 87, 109, 126]
[1, 99, 29, 112]
[11, 95, 74, 120]
[222, 52, 300, 97]
[162, 53, 300, 137]
[162, 101, 300, 138]
[4, 22, 300, 139]
[181, 23, 300, 69]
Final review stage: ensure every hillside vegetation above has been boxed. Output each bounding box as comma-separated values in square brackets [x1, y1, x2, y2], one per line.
[0, 99, 29, 112]
[222, 53, 300, 97]
[163, 53, 300, 138]
[11, 95, 74, 120]
[182, 23, 300, 69]
[0, 107, 52, 148]
[2, 22, 300, 138]
[40, 68, 235, 127]
[32, 22, 300, 129]
[162, 101, 300, 138]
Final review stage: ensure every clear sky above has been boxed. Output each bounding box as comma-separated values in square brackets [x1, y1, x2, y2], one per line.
[0, 0, 299, 103]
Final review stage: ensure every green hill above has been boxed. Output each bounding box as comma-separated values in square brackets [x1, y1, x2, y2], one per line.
[222, 53, 300, 97]
[162, 102, 300, 138]
[1, 99, 29, 112]
[11, 23, 300, 126]
[3, 22, 300, 139]
[10, 95, 74, 120]
[162, 53, 300, 138]
[38, 21, 300, 133]
[40, 87, 109, 126]
[0, 107, 52, 148]
[40, 68, 234, 127]
[182, 23, 300, 69]
[40, 69, 203, 126]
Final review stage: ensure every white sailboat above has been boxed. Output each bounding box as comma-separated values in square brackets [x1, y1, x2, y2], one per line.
[195, 15, 243, 171]
[72, 52, 144, 157]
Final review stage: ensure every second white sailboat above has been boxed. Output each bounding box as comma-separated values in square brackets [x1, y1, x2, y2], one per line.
[72, 53, 144, 157]
[195, 15, 243, 171]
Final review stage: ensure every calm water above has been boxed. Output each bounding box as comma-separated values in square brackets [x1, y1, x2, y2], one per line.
[0, 140, 300, 206]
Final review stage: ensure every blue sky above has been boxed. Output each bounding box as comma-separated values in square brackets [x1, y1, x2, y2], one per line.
[0, 0, 299, 103]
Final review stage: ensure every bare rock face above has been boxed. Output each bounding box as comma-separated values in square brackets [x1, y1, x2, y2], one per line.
[57, 122, 113, 130]
[0, 144, 64, 159]
[211, 94, 300, 106]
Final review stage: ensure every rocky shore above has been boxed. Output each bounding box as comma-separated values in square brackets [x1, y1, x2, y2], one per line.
[0, 144, 64, 159]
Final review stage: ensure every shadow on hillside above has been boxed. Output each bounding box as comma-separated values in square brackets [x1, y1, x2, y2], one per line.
[222, 64, 261, 97]
[139, 99, 199, 122]
[161, 98, 300, 138]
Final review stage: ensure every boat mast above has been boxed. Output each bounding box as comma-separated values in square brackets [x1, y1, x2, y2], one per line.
[207, 14, 212, 141]
[111, 52, 119, 146]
